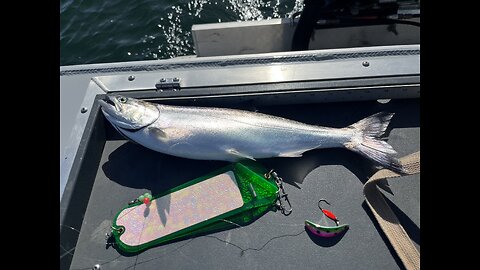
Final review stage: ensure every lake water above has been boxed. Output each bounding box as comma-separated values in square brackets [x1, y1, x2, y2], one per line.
[60, 0, 303, 66]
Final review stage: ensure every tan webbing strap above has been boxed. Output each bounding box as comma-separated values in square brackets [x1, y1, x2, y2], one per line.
[364, 151, 420, 270]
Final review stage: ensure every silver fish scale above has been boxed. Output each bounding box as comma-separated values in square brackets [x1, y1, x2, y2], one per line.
[118, 104, 353, 161]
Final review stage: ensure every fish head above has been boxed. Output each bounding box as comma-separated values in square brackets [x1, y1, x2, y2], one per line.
[99, 95, 159, 130]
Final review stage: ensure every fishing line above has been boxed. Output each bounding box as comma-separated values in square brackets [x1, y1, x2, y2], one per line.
[130, 215, 149, 270]
[117, 205, 140, 219]
[202, 230, 306, 255]
[216, 219, 306, 254]
[61, 224, 124, 268]
[64, 219, 307, 269]
[132, 254, 139, 270]
[220, 218, 244, 228]
[62, 221, 195, 270]
[69, 241, 191, 270]
[59, 224, 80, 259]
[124, 224, 306, 269]
[60, 224, 82, 233]
[125, 219, 246, 269]
[122, 239, 195, 270]
[60, 245, 76, 259]
[72, 255, 124, 270]
[240, 230, 306, 254]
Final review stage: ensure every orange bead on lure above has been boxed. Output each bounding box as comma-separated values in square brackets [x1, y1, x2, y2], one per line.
[129, 192, 153, 205]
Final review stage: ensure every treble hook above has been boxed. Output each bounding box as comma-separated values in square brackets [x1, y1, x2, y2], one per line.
[318, 199, 339, 226]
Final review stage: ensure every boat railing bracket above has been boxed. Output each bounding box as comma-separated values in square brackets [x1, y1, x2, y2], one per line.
[155, 77, 181, 91]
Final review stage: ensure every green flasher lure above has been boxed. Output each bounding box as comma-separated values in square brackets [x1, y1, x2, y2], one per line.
[108, 161, 291, 254]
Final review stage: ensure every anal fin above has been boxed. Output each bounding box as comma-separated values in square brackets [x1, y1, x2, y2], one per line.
[277, 148, 315, 158]
[226, 149, 256, 161]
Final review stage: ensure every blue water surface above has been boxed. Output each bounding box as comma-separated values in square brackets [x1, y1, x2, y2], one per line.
[60, 0, 303, 66]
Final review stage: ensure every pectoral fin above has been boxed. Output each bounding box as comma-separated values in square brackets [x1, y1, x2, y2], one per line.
[148, 127, 168, 140]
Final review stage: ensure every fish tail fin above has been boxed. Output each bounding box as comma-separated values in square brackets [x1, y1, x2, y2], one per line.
[344, 112, 407, 174]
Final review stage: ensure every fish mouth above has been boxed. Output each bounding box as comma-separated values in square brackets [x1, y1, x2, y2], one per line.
[98, 96, 123, 127]
[103, 97, 116, 107]
[98, 96, 119, 112]
[98, 95, 145, 132]
[98, 95, 159, 131]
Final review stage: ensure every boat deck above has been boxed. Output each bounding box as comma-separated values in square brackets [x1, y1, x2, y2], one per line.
[62, 98, 419, 270]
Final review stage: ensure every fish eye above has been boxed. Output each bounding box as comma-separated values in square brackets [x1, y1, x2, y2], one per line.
[118, 97, 127, 103]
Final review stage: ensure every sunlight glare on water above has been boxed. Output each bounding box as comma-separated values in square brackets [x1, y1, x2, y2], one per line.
[60, 0, 304, 66]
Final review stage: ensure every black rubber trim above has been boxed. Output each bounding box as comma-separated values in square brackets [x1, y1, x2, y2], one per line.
[60, 49, 420, 76]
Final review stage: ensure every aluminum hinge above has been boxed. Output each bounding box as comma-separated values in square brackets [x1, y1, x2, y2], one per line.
[155, 77, 181, 91]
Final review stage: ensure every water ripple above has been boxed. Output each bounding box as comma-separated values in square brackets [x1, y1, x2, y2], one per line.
[60, 0, 303, 66]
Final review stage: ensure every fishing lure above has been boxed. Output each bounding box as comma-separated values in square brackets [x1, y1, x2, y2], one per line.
[305, 199, 349, 238]
[107, 161, 292, 254]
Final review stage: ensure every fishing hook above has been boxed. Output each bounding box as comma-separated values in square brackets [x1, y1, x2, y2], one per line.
[318, 199, 339, 226]
[304, 198, 350, 238]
